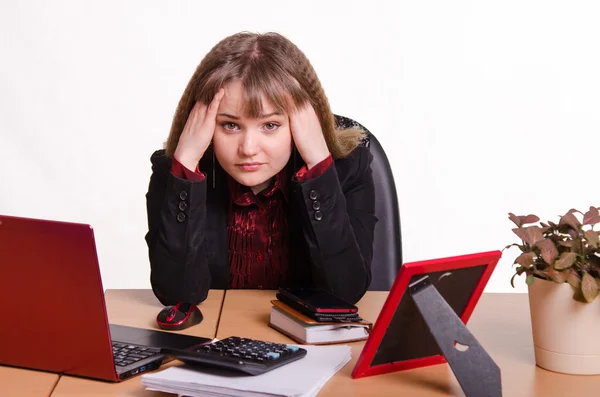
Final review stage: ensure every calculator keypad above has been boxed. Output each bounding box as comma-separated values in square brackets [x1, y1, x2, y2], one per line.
[195, 337, 297, 364]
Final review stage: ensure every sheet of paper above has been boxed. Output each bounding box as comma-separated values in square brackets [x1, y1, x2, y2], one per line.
[142, 344, 351, 397]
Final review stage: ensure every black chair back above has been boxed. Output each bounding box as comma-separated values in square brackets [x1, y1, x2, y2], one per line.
[335, 115, 403, 290]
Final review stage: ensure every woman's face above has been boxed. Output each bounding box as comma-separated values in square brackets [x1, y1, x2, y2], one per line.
[213, 80, 292, 194]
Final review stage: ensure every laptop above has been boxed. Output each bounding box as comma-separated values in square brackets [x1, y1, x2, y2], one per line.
[352, 250, 501, 379]
[0, 214, 211, 382]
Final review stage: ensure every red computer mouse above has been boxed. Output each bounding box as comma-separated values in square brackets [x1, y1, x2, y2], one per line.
[156, 302, 203, 331]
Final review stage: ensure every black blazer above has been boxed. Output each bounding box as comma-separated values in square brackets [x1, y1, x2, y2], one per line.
[145, 124, 377, 306]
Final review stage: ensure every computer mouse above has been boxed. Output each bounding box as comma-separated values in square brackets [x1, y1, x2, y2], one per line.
[156, 302, 203, 331]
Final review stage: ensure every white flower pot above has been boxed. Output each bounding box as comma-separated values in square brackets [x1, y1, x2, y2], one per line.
[528, 277, 600, 374]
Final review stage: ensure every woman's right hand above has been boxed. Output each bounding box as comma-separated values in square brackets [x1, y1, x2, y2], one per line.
[173, 88, 225, 171]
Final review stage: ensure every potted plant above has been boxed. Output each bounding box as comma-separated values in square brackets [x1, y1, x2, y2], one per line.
[506, 206, 600, 375]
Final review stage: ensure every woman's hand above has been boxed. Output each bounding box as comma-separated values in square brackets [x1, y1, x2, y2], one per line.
[173, 89, 225, 171]
[289, 104, 330, 169]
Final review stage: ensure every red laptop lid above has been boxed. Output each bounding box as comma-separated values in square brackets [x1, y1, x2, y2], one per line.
[352, 250, 501, 379]
[0, 215, 118, 381]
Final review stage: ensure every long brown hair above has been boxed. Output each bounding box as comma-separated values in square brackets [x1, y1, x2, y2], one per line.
[164, 32, 364, 159]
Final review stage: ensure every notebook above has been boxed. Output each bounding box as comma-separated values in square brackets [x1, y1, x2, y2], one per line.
[0, 214, 211, 382]
[269, 300, 371, 344]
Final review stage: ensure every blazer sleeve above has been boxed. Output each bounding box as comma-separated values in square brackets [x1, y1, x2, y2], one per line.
[292, 146, 377, 304]
[144, 150, 211, 305]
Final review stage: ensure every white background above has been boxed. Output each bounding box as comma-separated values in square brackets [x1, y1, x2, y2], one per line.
[1, 0, 599, 293]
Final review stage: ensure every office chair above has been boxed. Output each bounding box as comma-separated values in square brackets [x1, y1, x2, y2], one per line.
[335, 115, 403, 291]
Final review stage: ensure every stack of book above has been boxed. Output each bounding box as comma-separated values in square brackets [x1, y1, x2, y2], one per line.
[269, 299, 372, 345]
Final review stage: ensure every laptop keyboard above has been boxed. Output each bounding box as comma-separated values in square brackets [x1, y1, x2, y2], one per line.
[112, 342, 160, 367]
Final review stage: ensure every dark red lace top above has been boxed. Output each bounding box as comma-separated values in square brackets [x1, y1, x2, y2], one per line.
[171, 155, 332, 289]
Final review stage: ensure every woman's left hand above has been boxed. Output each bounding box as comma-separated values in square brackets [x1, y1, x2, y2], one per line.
[289, 104, 330, 169]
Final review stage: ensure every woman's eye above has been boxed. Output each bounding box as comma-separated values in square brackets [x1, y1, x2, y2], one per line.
[264, 122, 279, 131]
[221, 122, 239, 131]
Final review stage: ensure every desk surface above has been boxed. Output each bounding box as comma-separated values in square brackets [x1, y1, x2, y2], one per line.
[20, 289, 600, 396]
[50, 289, 224, 397]
[218, 290, 600, 397]
[0, 366, 59, 397]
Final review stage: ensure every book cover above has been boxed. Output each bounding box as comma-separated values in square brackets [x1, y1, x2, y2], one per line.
[269, 300, 371, 345]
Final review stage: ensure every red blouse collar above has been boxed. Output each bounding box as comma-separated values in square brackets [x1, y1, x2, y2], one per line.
[228, 168, 289, 207]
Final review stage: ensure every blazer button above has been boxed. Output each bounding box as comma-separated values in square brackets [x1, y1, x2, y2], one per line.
[176, 212, 186, 223]
[314, 211, 323, 221]
[309, 190, 318, 200]
[179, 191, 188, 200]
[178, 202, 188, 211]
[312, 201, 321, 210]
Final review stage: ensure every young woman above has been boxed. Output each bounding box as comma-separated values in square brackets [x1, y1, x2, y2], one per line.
[145, 32, 377, 307]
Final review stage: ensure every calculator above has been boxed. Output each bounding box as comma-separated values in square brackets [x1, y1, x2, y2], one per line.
[160, 336, 307, 375]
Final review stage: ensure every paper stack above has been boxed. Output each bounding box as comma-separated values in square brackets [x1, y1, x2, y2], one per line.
[141, 344, 351, 397]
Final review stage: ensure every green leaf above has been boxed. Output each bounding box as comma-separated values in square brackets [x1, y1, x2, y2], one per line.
[558, 240, 573, 247]
[544, 268, 568, 283]
[515, 252, 536, 267]
[572, 287, 588, 303]
[534, 239, 558, 265]
[560, 212, 582, 231]
[566, 269, 581, 289]
[503, 243, 522, 251]
[521, 215, 540, 225]
[568, 228, 579, 239]
[584, 230, 600, 249]
[508, 213, 521, 227]
[581, 271, 599, 302]
[508, 213, 540, 227]
[583, 206, 600, 226]
[554, 252, 578, 269]
[510, 273, 519, 288]
[571, 239, 584, 255]
[525, 274, 534, 285]
[512, 226, 544, 245]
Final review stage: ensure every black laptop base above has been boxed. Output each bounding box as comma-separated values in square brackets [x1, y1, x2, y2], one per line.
[109, 324, 212, 380]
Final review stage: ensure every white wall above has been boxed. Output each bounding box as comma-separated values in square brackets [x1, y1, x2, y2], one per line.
[1, 0, 599, 293]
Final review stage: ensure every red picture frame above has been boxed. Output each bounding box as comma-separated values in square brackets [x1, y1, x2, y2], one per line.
[352, 250, 502, 379]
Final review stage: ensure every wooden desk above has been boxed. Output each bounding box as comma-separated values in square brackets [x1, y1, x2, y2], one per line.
[218, 290, 600, 397]
[0, 366, 59, 397]
[47, 289, 600, 396]
[51, 289, 224, 397]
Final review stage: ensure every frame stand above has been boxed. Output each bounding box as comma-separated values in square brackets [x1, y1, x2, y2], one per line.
[409, 276, 502, 397]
